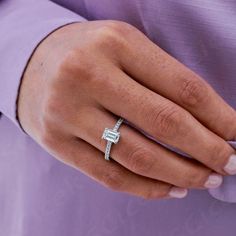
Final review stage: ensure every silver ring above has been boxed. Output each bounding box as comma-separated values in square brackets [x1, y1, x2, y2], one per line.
[101, 117, 124, 161]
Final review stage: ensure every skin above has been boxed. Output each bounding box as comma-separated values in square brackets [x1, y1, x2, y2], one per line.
[17, 20, 236, 200]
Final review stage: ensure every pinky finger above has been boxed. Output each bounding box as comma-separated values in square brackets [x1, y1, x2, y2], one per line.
[59, 137, 188, 200]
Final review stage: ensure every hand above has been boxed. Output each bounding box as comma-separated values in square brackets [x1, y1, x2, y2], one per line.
[17, 20, 236, 199]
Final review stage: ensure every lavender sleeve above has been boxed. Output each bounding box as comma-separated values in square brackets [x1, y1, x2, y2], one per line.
[0, 0, 86, 132]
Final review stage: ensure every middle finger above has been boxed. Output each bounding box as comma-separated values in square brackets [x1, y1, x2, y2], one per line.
[85, 66, 236, 175]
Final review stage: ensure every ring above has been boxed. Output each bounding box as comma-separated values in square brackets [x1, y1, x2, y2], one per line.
[101, 117, 124, 161]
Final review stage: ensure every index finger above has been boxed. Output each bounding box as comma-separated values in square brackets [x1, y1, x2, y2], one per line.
[116, 23, 236, 140]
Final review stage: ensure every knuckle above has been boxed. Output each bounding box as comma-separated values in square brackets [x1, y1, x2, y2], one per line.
[148, 105, 185, 139]
[59, 50, 104, 87]
[93, 21, 131, 49]
[103, 21, 138, 35]
[207, 142, 232, 170]
[58, 50, 91, 81]
[102, 169, 124, 191]
[179, 77, 209, 107]
[95, 26, 120, 45]
[127, 145, 154, 175]
[59, 50, 79, 73]
[223, 117, 236, 140]
[180, 169, 205, 188]
[207, 149, 222, 169]
[142, 185, 169, 200]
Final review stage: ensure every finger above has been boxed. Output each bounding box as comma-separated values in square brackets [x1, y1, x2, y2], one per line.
[71, 106, 223, 189]
[83, 67, 236, 175]
[116, 25, 236, 140]
[49, 135, 187, 199]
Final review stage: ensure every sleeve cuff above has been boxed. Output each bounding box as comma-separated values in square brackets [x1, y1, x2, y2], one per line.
[0, 1, 87, 134]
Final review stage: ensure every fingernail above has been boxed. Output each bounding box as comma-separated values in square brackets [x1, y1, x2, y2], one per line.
[168, 187, 188, 198]
[224, 154, 236, 175]
[204, 173, 223, 188]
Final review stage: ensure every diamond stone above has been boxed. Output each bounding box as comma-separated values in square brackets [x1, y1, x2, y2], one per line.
[102, 128, 120, 144]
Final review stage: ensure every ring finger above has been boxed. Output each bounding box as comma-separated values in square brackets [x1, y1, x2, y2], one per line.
[72, 106, 223, 190]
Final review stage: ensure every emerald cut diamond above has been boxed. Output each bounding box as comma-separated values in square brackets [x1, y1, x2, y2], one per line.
[102, 128, 120, 144]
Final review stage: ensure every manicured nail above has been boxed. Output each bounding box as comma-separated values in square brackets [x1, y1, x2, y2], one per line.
[168, 187, 188, 198]
[224, 154, 236, 175]
[204, 174, 223, 188]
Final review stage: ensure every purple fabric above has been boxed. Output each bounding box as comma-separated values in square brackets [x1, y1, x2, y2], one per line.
[1, 0, 236, 235]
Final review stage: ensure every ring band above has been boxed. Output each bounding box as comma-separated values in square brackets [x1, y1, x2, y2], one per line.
[102, 117, 124, 161]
